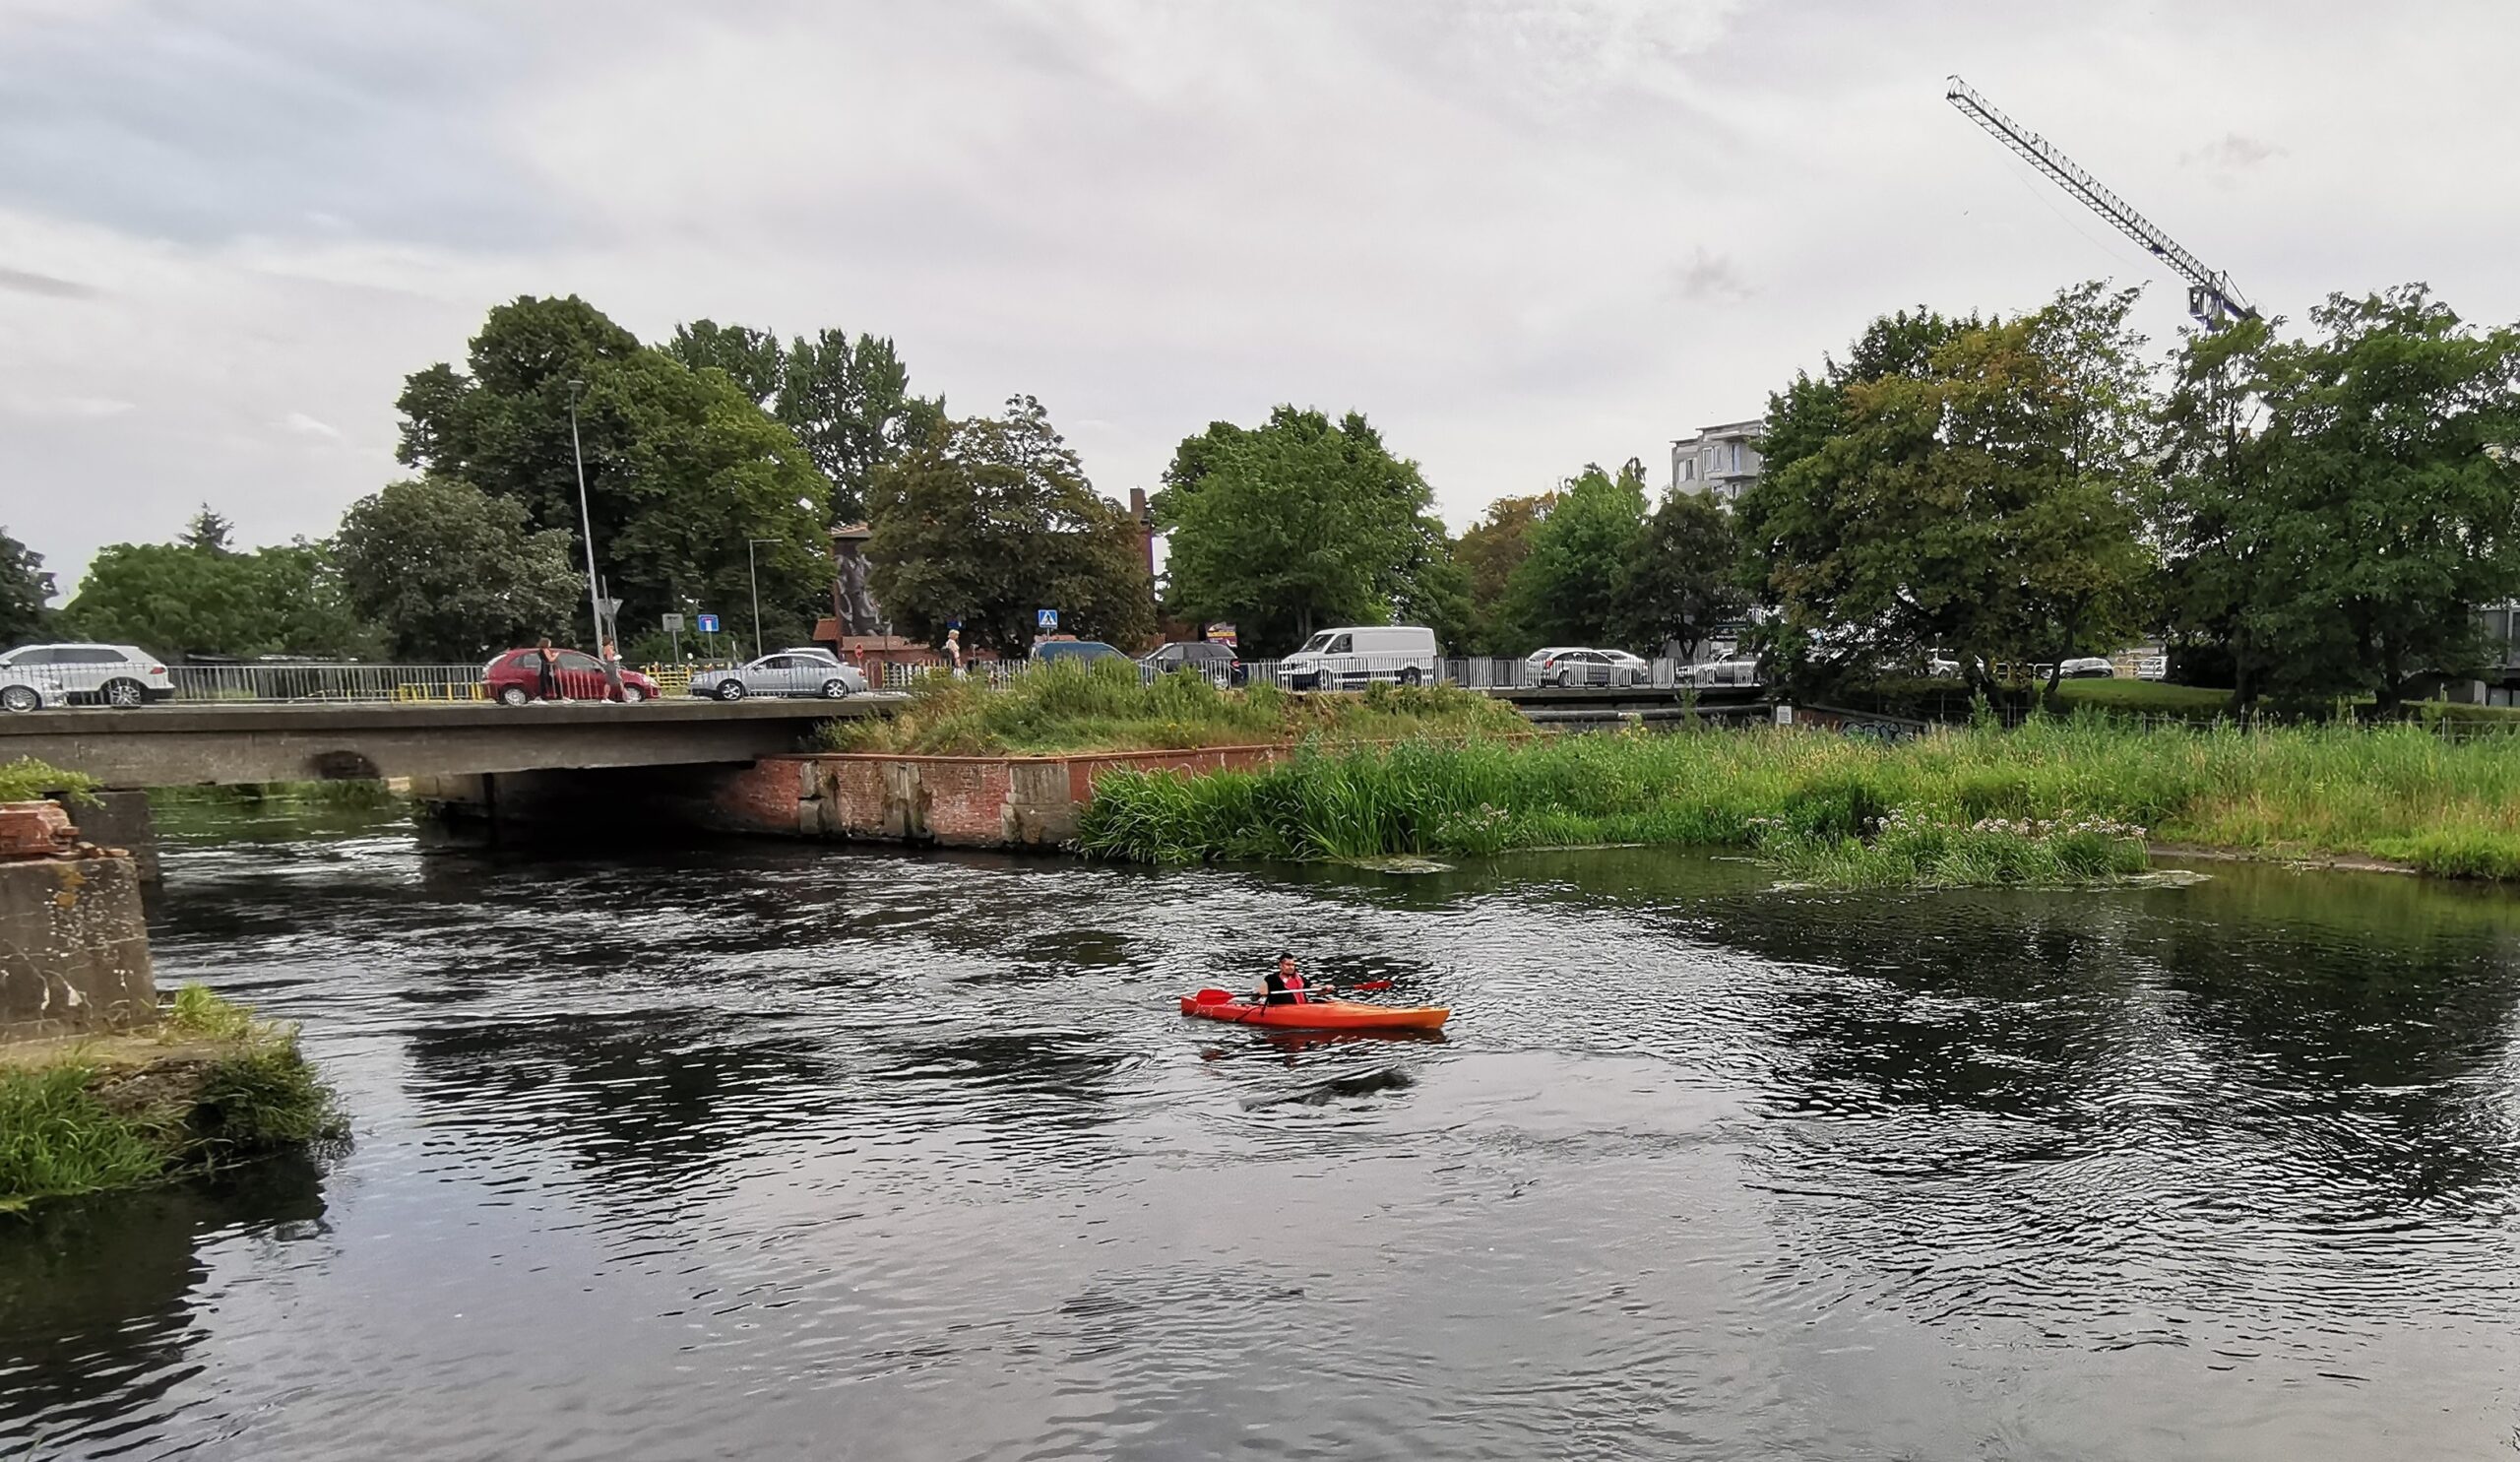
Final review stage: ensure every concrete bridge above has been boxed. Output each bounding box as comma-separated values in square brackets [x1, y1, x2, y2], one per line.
[3, 698, 898, 878]
[0, 698, 893, 788]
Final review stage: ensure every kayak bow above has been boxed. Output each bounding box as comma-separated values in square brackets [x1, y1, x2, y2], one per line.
[1179, 986, 1450, 1032]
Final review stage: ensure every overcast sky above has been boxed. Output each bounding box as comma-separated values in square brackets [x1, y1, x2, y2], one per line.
[4, 0, 2515, 600]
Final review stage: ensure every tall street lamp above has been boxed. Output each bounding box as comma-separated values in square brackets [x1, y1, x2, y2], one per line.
[746, 538, 779, 662]
[566, 379, 622, 695]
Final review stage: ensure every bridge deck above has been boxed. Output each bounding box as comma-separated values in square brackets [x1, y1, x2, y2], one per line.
[0, 696, 902, 788]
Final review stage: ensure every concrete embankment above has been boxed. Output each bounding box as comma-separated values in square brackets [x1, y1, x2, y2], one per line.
[713, 744, 1299, 847]
[1, 798, 342, 1212]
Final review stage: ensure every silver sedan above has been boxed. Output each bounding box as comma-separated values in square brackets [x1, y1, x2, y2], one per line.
[688, 651, 868, 701]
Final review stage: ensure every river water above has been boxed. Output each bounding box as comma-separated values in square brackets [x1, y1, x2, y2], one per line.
[5, 807, 2519, 1459]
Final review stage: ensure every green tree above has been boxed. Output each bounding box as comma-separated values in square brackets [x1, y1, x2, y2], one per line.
[180, 505, 234, 555]
[336, 477, 586, 661]
[2160, 286, 2520, 712]
[62, 538, 373, 661]
[1613, 488, 1744, 660]
[1453, 493, 1554, 653]
[395, 296, 831, 648]
[663, 320, 945, 524]
[1157, 408, 1449, 654]
[662, 320, 786, 406]
[866, 395, 1155, 656]
[1738, 286, 2158, 695]
[1502, 460, 1649, 648]
[0, 528, 54, 645]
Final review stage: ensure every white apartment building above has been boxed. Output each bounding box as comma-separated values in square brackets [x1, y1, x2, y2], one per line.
[1670, 419, 1764, 504]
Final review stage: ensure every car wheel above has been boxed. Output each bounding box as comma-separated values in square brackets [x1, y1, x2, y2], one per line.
[102, 677, 146, 709]
[715, 680, 746, 702]
[497, 684, 531, 706]
[1, 685, 38, 714]
[619, 685, 646, 703]
[1400, 667, 1423, 687]
[820, 678, 850, 699]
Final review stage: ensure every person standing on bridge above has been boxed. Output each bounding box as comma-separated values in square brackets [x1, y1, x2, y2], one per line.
[535, 638, 564, 703]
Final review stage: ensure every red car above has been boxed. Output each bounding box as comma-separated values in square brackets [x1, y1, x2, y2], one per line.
[482, 648, 660, 705]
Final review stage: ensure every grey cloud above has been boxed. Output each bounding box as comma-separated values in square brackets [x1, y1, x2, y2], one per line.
[0, 264, 97, 298]
[2182, 133, 2285, 170]
[1671, 249, 1752, 303]
[0, 0, 564, 249]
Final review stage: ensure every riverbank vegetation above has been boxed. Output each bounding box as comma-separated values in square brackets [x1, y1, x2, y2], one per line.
[0, 756, 96, 805]
[0, 987, 344, 1213]
[826, 660, 1524, 756]
[1075, 716, 2520, 884]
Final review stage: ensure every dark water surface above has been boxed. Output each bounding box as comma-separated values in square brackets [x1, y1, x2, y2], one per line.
[6, 808, 2520, 1459]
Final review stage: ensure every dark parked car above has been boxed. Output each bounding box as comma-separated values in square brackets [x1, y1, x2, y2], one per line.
[482, 648, 661, 705]
[1032, 639, 1127, 667]
[1142, 640, 1244, 686]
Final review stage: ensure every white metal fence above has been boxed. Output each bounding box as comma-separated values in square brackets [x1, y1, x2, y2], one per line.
[870, 655, 1761, 692]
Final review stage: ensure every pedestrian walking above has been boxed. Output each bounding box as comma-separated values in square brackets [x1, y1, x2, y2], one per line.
[944, 628, 965, 678]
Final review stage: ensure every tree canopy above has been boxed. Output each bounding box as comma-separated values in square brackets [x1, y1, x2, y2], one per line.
[61, 535, 373, 661]
[1737, 285, 2157, 694]
[2158, 286, 2520, 710]
[663, 319, 945, 523]
[0, 528, 53, 647]
[1613, 487, 1745, 661]
[1453, 493, 1554, 654]
[397, 295, 832, 649]
[865, 395, 1155, 656]
[336, 477, 588, 662]
[1156, 408, 1451, 654]
[1502, 461, 1650, 649]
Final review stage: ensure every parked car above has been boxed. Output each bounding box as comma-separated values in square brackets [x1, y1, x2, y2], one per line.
[688, 649, 867, 701]
[482, 648, 661, 705]
[1684, 653, 1761, 688]
[1535, 648, 1649, 688]
[0, 643, 170, 708]
[1142, 640, 1244, 686]
[1279, 625, 1439, 690]
[2058, 656, 2116, 679]
[2135, 655, 2168, 681]
[1522, 646, 1587, 681]
[1033, 639, 1128, 667]
[0, 662, 67, 713]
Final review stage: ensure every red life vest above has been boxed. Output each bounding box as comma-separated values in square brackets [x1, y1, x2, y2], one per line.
[1269, 969, 1307, 1004]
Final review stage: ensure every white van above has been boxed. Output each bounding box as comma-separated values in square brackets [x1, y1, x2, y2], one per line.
[1278, 625, 1440, 690]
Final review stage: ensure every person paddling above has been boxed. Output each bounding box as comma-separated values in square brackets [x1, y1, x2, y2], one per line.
[1256, 952, 1311, 1006]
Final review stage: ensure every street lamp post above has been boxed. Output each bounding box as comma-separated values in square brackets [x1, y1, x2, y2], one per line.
[566, 379, 623, 696]
[746, 538, 779, 663]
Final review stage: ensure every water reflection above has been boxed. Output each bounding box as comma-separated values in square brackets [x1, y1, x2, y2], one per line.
[6, 814, 2518, 1460]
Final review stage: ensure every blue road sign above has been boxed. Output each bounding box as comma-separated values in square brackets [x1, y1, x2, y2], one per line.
[696, 613, 721, 634]
[1037, 608, 1058, 631]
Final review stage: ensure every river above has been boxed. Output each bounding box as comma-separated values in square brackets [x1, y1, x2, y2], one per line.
[4, 805, 2518, 1459]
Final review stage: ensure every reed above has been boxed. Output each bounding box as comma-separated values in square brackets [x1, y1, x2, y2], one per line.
[1074, 714, 2520, 883]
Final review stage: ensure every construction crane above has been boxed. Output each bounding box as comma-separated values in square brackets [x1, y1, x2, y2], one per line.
[1945, 75, 2257, 331]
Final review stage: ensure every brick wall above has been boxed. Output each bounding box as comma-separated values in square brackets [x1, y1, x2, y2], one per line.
[715, 744, 1293, 849]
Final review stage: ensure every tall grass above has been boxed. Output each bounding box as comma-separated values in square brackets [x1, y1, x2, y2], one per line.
[0, 1065, 165, 1212]
[0, 986, 346, 1211]
[1075, 714, 2520, 882]
[827, 658, 1525, 755]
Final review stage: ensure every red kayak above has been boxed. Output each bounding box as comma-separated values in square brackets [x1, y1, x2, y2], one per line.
[1178, 986, 1450, 1032]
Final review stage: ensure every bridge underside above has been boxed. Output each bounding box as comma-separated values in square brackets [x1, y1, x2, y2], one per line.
[1, 700, 880, 790]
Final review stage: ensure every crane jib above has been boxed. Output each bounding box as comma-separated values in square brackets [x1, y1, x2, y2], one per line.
[1943, 75, 2258, 331]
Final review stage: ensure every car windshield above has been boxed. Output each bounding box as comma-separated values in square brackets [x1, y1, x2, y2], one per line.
[1296, 632, 1335, 654]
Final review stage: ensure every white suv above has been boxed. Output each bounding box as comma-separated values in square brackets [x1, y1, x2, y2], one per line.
[0, 643, 172, 709]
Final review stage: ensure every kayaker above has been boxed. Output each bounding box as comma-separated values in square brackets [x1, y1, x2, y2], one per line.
[1257, 952, 1310, 1006]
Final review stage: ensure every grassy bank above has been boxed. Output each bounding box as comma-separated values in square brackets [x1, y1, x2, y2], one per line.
[0, 987, 345, 1213]
[1075, 716, 2520, 884]
[826, 660, 1526, 756]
